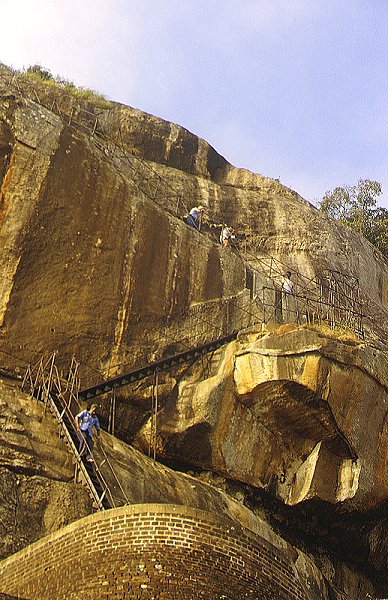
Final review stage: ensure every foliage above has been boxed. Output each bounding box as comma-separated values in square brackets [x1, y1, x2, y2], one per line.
[21, 64, 111, 108]
[319, 179, 388, 259]
[25, 64, 55, 81]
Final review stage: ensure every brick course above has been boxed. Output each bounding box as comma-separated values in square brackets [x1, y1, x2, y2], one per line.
[0, 504, 307, 599]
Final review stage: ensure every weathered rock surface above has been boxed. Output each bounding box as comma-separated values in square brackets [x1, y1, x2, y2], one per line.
[0, 67, 387, 598]
[0, 83, 247, 377]
[0, 377, 92, 557]
[132, 325, 387, 510]
[119, 324, 386, 592]
[0, 376, 383, 599]
[0, 65, 386, 378]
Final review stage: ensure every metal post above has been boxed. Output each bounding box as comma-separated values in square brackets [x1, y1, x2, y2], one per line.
[21, 365, 32, 393]
[43, 351, 57, 412]
[91, 116, 99, 136]
[152, 176, 161, 201]
[68, 107, 74, 126]
[148, 375, 155, 459]
[112, 389, 116, 436]
[108, 389, 116, 436]
[153, 370, 158, 461]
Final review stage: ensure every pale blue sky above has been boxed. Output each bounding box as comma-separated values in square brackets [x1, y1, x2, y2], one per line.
[1, 0, 387, 208]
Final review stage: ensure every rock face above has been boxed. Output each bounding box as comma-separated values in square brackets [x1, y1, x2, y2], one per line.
[0, 377, 383, 600]
[0, 66, 387, 598]
[132, 325, 387, 511]
[0, 377, 92, 558]
[125, 325, 387, 589]
[0, 65, 387, 377]
[0, 77, 247, 376]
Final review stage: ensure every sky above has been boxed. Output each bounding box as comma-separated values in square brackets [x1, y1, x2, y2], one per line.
[1, 0, 387, 208]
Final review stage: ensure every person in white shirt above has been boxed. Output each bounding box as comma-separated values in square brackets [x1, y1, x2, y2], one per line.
[282, 271, 294, 294]
[186, 205, 205, 229]
[220, 225, 236, 248]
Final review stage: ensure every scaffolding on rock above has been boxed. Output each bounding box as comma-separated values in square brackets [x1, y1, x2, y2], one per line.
[239, 242, 364, 338]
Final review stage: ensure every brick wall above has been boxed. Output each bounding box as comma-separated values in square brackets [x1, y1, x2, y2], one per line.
[0, 504, 307, 599]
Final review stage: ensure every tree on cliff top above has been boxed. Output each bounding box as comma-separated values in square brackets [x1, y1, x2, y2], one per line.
[319, 179, 388, 260]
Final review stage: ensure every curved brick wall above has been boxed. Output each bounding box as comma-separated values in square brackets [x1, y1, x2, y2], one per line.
[0, 504, 307, 599]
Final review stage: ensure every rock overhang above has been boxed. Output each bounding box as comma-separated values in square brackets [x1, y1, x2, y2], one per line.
[129, 326, 387, 510]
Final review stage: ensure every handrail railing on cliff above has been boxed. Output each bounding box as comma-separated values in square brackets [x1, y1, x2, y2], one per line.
[78, 330, 239, 400]
[0, 68, 365, 335]
[77, 255, 364, 392]
[87, 290, 262, 384]
[76, 277, 364, 401]
[233, 242, 364, 337]
[0, 68, 190, 221]
[22, 353, 130, 509]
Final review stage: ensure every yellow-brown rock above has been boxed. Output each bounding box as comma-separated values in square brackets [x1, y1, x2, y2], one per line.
[0, 65, 387, 598]
[0, 375, 383, 599]
[0, 377, 92, 557]
[0, 65, 387, 377]
[133, 325, 387, 512]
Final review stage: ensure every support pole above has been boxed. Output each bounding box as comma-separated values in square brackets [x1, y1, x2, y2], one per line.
[153, 370, 158, 461]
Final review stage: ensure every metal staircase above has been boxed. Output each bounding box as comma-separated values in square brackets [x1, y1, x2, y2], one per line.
[79, 330, 238, 400]
[22, 355, 129, 510]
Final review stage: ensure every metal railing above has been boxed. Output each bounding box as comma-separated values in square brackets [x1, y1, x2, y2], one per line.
[22, 353, 130, 510]
[0, 67, 190, 221]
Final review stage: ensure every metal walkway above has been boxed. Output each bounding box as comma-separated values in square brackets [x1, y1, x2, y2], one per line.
[79, 330, 238, 400]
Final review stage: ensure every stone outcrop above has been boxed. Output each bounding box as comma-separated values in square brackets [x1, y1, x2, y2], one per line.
[0, 66, 387, 598]
[0, 378, 92, 558]
[131, 325, 387, 511]
[119, 324, 387, 589]
[0, 65, 387, 378]
[0, 377, 383, 599]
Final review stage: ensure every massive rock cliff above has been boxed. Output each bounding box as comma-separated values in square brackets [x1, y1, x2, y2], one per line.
[0, 66, 387, 598]
[0, 64, 387, 375]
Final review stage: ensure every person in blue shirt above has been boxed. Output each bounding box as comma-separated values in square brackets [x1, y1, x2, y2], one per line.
[76, 403, 100, 462]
